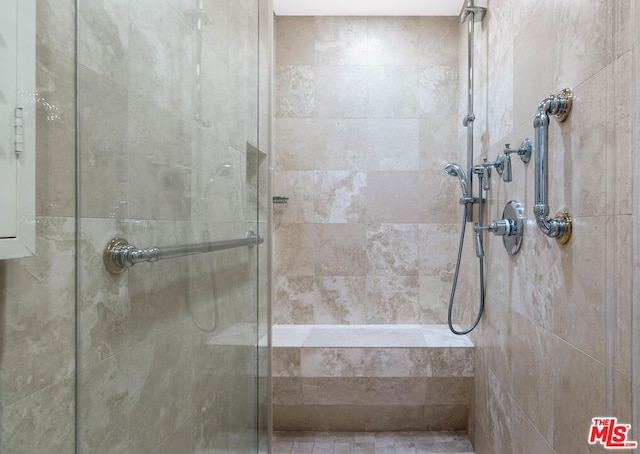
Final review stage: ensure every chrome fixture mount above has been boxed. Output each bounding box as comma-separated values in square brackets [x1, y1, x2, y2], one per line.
[474, 201, 525, 256]
[494, 138, 532, 183]
[460, 0, 486, 23]
[104, 231, 264, 274]
[494, 153, 512, 182]
[473, 159, 494, 191]
[533, 88, 573, 244]
[503, 138, 532, 163]
[462, 114, 475, 127]
[503, 200, 525, 255]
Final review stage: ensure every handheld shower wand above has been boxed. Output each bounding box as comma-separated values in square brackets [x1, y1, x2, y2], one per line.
[444, 162, 474, 224]
[443, 160, 485, 336]
[444, 163, 469, 198]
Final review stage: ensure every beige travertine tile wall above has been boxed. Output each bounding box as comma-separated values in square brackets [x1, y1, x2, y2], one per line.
[273, 16, 463, 325]
[459, 1, 636, 452]
[0, 0, 76, 451]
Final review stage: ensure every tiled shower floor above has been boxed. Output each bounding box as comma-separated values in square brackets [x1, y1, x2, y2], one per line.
[272, 431, 475, 454]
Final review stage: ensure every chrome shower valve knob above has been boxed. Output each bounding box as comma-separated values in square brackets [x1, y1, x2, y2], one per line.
[487, 219, 515, 236]
[494, 153, 512, 182]
[492, 138, 532, 184]
[503, 138, 532, 163]
[474, 219, 515, 237]
[473, 201, 525, 255]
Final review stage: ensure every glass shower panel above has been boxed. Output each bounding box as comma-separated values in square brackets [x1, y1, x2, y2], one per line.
[76, 1, 269, 453]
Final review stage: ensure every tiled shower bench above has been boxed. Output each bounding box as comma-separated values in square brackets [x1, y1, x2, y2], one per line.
[272, 324, 475, 432]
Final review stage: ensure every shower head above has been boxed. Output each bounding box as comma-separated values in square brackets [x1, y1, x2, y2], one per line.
[444, 162, 463, 177]
[444, 162, 470, 198]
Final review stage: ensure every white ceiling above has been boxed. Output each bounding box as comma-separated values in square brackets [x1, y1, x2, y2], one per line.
[273, 0, 464, 16]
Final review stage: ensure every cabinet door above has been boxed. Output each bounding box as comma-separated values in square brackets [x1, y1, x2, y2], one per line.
[0, 0, 19, 238]
[0, 0, 35, 259]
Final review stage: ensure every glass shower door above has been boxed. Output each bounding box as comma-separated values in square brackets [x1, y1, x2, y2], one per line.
[76, 1, 270, 452]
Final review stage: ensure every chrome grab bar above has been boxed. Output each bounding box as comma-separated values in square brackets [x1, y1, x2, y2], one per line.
[103, 230, 264, 274]
[533, 88, 573, 244]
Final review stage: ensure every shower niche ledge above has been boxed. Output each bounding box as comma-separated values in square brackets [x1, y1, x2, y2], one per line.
[272, 324, 474, 432]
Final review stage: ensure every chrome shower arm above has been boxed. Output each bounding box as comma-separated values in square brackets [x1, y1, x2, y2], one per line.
[533, 88, 573, 244]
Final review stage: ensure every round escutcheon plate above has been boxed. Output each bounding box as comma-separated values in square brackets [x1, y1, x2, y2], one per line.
[502, 200, 524, 255]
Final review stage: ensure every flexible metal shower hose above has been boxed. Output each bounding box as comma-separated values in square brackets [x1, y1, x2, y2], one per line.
[447, 210, 485, 335]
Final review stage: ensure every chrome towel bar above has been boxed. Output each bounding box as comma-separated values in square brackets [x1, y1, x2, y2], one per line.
[103, 230, 264, 274]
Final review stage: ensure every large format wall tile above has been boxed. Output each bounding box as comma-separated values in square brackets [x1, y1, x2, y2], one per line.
[78, 0, 129, 85]
[0, 377, 75, 453]
[273, 223, 315, 276]
[0, 218, 75, 405]
[273, 404, 428, 432]
[366, 119, 420, 171]
[418, 17, 459, 67]
[302, 377, 427, 405]
[367, 223, 420, 276]
[129, 0, 194, 117]
[272, 171, 315, 224]
[128, 323, 193, 454]
[36, 45, 76, 217]
[276, 17, 315, 66]
[508, 313, 553, 442]
[366, 171, 424, 223]
[275, 66, 315, 118]
[315, 17, 367, 66]
[151, 419, 192, 454]
[609, 51, 633, 216]
[315, 66, 369, 118]
[313, 276, 367, 324]
[78, 67, 129, 219]
[273, 276, 315, 324]
[313, 224, 368, 276]
[127, 101, 193, 221]
[554, 0, 615, 89]
[364, 276, 420, 323]
[314, 171, 367, 223]
[36, 0, 75, 58]
[367, 17, 421, 66]
[512, 3, 555, 128]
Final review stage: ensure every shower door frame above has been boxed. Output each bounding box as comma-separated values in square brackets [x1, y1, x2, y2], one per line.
[633, 0, 639, 440]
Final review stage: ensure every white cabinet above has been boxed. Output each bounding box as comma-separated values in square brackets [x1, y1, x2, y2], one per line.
[0, 0, 36, 259]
